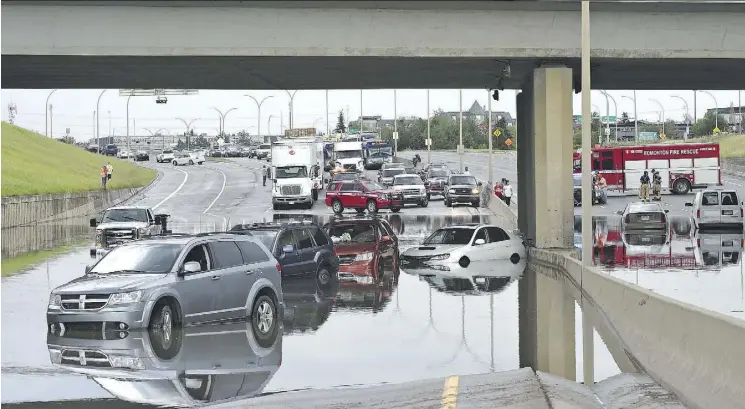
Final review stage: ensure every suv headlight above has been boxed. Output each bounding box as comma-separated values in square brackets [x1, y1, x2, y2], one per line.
[354, 252, 374, 262]
[110, 355, 146, 370]
[137, 227, 147, 236]
[471, 188, 479, 194]
[109, 291, 143, 305]
[49, 294, 61, 307]
[430, 253, 450, 261]
[95, 230, 103, 244]
[449, 188, 456, 193]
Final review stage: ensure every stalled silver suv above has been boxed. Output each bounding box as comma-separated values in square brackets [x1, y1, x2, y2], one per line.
[47, 233, 283, 347]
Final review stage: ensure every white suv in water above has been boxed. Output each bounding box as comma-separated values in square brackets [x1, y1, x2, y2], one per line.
[391, 174, 428, 207]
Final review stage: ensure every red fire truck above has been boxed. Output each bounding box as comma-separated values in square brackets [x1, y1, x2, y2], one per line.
[573, 143, 721, 195]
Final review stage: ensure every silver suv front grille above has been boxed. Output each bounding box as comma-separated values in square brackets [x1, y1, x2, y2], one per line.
[103, 229, 136, 247]
[61, 294, 110, 310]
[281, 185, 302, 196]
[61, 349, 111, 367]
[403, 189, 422, 196]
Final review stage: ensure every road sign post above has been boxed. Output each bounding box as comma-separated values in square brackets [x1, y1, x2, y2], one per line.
[493, 129, 502, 138]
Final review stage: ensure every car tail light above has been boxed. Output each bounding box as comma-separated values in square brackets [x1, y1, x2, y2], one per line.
[624, 214, 630, 223]
[660, 213, 666, 223]
[696, 209, 700, 219]
[741, 208, 743, 217]
[276, 263, 281, 274]
[697, 239, 700, 248]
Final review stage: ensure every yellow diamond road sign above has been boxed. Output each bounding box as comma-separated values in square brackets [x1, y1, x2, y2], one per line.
[493, 129, 502, 137]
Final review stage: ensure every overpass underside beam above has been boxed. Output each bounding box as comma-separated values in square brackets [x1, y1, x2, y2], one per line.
[517, 65, 574, 249]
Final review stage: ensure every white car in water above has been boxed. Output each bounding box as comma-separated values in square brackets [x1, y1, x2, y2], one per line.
[400, 224, 526, 269]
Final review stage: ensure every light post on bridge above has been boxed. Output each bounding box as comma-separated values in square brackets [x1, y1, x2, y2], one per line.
[649, 99, 666, 138]
[426, 89, 432, 164]
[144, 127, 167, 150]
[267, 115, 274, 138]
[285, 90, 298, 129]
[176, 118, 198, 150]
[458, 89, 463, 172]
[670, 95, 691, 139]
[45, 89, 58, 138]
[487, 88, 493, 185]
[596, 90, 611, 144]
[393, 89, 398, 157]
[621, 92, 638, 141]
[697, 90, 719, 132]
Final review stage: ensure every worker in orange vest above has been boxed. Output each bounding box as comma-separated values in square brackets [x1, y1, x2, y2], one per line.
[100, 164, 108, 189]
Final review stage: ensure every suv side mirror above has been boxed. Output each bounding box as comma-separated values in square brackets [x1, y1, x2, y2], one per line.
[85, 265, 92, 274]
[684, 202, 693, 207]
[282, 244, 295, 253]
[477, 181, 483, 186]
[474, 238, 486, 245]
[183, 261, 201, 274]
[89, 218, 97, 228]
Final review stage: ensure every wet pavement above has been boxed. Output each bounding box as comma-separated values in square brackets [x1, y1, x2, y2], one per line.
[1, 154, 735, 407]
[579, 215, 745, 321]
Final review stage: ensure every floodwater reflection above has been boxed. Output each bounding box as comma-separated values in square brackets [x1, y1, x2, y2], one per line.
[1, 217, 93, 259]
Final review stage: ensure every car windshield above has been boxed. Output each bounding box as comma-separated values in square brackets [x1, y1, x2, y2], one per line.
[90, 243, 183, 274]
[368, 147, 392, 156]
[383, 168, 405, 177]
[334, 173, 357, 181]
[102, 208, 149, 223]
[276, 166, 308, 179]
[630, 203, 663, 213]
[362, 181, 385, 191]
[430, 170, 450, 178]
[335, 150, 363, 159]
[327, 224, 376, 243]
[423, 228, 474, 245]
[449, 176, 477, 186]
[394, 176, 423, 185]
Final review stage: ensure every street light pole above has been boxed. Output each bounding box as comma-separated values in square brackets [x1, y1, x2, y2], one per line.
[649, 99, 665, 137]
[49, 104, 54, 139]
[325, 90, 329, 136]
[285, 90, 298, 129]
[126, 95, 133, 157]
[698, 90, 719, 131]
[393, 89, 398, 157]
[598, 90, 611, 144]
[427, 89, 431, 164]
[487, 88, 493, 184]
[246, 95, 273, 137]
[95, 90, 107, 154]
[671, 95, 691, 139]
[359, 90, 364, 132]
[458, 89, 463, 172]
[621, 93, 638, 141]
[601, 91, 618, 141]
[268, 115, 274, 137]
[176, 118, 198, 150]
[45, 89, 58, 138]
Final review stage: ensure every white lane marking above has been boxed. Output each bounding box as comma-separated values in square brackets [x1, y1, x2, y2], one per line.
[203, 168, 227, 214]
[152, 168, 189, 210]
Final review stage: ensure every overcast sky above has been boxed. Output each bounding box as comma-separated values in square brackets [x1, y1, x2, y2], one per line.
[1, 89, 742, 139]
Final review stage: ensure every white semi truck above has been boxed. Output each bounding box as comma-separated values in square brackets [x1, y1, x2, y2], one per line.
[333, 141, 365, 172]
[270, 138, 323, 210]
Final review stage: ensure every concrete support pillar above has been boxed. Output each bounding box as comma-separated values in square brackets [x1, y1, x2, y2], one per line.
[516, 81, 535, 242]
[532, 65, 574, 248]
[519, 266, 576, 380]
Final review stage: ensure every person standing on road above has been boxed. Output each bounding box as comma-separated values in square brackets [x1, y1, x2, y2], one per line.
[100, 164, 108, 189]
[463, 166, 471, 176]
[503, 180, 513, 206]
[261, 165, 268, 186]
[651, 169, 662, 201]
[106, 162, 113, 182]
[639, 171, 651, 202]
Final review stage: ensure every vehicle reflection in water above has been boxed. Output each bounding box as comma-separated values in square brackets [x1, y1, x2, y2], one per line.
[46, 321, 282, 407]
[402, 259, 525, 296]
[576, 215, 744, 270]
[282, 277, 337, 334]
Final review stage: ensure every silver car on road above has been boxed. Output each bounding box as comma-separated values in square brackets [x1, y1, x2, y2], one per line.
[618, 202, 670, 231]
[47, 234, 283, 347]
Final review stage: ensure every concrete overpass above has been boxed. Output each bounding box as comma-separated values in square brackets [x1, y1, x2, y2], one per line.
[2, 1, 745, 89]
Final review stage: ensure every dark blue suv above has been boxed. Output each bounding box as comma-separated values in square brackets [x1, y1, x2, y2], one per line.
[230, 222, 339, 285]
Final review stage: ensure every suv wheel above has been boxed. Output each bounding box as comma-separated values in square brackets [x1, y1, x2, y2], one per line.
[332, 199, 344, 214]
[251, 294, 278, 348]
[367, 200, 378, 213]
[148, 300, 182, 360]
[317, 265, 332, 286]
[189, 160, 194, 165]
[172, 160, 178, 166]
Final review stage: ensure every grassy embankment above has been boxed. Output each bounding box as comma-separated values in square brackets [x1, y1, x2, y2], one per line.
[1, 122, 157, 276]
[2, 122, 157, 196]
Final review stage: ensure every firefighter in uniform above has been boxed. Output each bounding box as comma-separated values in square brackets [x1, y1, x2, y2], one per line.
[651, 169, 662, 201]
[639, 171, 651, 202]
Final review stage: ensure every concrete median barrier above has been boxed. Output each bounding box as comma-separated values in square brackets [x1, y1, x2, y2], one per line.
[530, 247, 745, 409]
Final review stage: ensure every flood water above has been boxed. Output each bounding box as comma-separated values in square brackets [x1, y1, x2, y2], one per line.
[2, 214, 650, 407]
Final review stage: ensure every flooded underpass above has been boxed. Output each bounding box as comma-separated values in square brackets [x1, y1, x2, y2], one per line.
[577, 215, 745, 320]
[2, 214, 689, 407]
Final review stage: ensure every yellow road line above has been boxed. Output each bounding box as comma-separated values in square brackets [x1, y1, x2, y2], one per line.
[441, 375, 460, 409]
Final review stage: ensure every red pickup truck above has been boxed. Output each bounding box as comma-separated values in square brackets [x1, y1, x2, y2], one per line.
[325, 180, 403, 214]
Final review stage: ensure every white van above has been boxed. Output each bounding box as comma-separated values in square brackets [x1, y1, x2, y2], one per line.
[686, 187, 743, 230]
